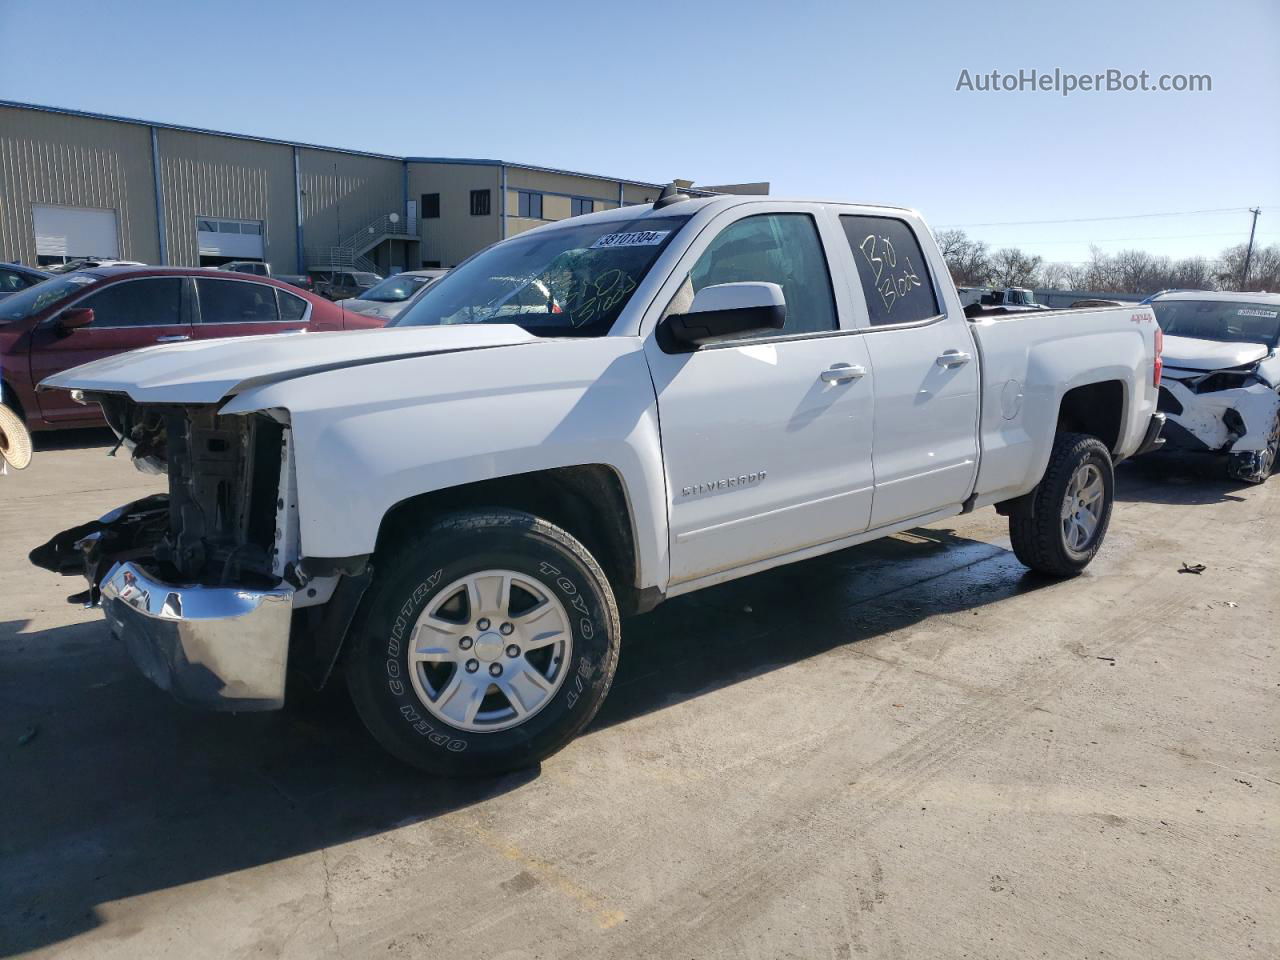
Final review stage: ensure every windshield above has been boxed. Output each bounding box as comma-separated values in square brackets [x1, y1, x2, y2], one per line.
[353, 273, 380, 285]
[0, 273, 99, 323]
[359, 274, 436, 302]
[1152, 299, 1280, 349]
[393, 214, 690, 336]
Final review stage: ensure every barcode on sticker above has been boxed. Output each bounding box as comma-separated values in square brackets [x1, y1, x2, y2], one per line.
[591, 230, 670, 249]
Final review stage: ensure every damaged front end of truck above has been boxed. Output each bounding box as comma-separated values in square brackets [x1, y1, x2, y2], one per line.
[29, 396, 369, 710]
[1157, 358, 1280, 483]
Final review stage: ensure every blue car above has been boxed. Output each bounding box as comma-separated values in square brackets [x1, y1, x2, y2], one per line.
[0, 262, 51, 301]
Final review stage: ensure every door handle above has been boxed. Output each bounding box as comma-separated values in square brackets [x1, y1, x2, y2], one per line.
[936, 350, 972, 367]
[155, 334, 190, 343]
[820, 363, 866, 384]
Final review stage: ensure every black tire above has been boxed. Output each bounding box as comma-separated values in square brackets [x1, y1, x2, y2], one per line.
[1009, 432, 1114, 577]
[344, 509, 621, 777]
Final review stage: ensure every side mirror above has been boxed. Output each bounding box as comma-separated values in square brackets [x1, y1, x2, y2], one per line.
[59, 307, 95, 330]
[664, 282, 786, 347]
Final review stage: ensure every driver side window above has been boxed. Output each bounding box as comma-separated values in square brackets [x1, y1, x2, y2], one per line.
[687, 213, 837, 339]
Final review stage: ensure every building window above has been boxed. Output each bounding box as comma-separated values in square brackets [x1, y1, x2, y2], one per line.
[518, 191, 544, 220]
[571, 197, 594, 217]
[421, 193, 440, 219]
[470, 189, 491, 216]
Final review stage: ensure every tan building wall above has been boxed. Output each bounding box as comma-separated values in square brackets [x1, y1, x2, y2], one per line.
[407, 162, 502, 267]
[0, 104, 160, 265]
[154, 127, 297, 270]
[0, 103, 756, 273]
[297, 149, 403, 264]
[623, 183, 662, 206]
[503, 166, 627, 238]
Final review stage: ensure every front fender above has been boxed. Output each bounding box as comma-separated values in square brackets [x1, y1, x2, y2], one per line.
[220, 338, 670, 591]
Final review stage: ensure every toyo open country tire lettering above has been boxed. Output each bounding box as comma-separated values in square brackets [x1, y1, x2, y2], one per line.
[1009, 432, 1115, 577]
[345, 510, 621, 776]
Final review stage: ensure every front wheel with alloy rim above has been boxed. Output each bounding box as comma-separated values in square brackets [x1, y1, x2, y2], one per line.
[344, 510, 621, 777]
[1009, 432, 1115, 577]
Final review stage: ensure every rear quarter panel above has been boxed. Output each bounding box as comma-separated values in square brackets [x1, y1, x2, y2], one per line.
[970, 305, 1159, 507]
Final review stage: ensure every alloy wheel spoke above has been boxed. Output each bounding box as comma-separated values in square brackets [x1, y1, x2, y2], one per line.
[418, 613, 467, 637]
[498, 679, 532, 718]
[437, 675, 488, 726]
[522, 628, 567, 651]
[467, 573, 510, 619]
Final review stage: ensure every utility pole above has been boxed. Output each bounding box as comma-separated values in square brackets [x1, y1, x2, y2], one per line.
[1241, 206, 1261, 289]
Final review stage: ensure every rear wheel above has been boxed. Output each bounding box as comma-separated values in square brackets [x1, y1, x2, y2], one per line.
[1010, 432, 1114, 577]
[344, 509, 621, 777]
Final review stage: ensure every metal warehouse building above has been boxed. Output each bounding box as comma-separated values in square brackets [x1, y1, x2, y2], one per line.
[0, 100, 766, 275]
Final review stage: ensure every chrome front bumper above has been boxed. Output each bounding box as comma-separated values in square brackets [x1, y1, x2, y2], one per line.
[99, 561, 294, 711]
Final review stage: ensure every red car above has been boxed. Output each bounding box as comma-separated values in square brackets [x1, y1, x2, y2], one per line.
[0, 267, 385, 432]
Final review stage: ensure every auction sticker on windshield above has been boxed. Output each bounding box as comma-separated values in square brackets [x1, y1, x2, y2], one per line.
[591, 230, 671, 249]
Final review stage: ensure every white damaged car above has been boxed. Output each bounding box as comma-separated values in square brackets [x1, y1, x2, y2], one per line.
[1149, 291, 1280, 482]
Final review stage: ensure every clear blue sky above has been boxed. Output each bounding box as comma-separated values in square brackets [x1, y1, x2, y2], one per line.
[1, 0, 1276, 265]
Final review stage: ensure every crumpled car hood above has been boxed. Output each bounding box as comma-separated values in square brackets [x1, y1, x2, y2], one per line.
[38, 324, 539, 404]
[1162, 334, 1271, 372]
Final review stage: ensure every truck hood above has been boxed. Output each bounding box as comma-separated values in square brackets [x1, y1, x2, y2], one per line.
[1162, 334, 1271, 372]
[39, 325, 539, 404]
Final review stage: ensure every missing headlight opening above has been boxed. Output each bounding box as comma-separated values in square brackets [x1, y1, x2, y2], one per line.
[31, 401, 291, 596]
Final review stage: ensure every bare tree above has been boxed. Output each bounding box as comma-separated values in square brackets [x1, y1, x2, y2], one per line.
[1168, 256, 1214, 290]
[1219, 243, 1280, 291]
[1040, 261, 1072, 289]
[1112, 249, 1170, 294]
[937, 228, 992, 286]
[988, 248, 1043, 288]
[937, 229, 1271, 296]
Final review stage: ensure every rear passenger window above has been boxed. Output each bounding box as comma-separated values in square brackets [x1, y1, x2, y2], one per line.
[196, 278, 279, 324]
[277, 290, 308, 322]
[77, 278, 183, 327]
[840, 215, 940, 325]
[688, 213, 837, 338]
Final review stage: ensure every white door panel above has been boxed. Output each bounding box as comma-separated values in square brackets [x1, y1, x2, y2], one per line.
[651, 336, 875, 583]
[864, 320, 980, 526]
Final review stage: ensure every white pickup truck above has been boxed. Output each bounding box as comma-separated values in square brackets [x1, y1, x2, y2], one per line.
[32, 190, 1165, 776]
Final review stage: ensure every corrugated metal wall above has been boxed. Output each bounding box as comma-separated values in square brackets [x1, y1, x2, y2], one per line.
[155, 128, 298, 271]
[0, 105, 160, 264]
[297, 149, 403, 263]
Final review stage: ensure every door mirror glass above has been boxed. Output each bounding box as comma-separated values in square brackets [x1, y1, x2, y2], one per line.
[665, 282, 786, 346]
[59, 307, 95, 330]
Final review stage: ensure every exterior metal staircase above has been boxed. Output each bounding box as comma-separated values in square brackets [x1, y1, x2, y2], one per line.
[306, 212, 417, 272]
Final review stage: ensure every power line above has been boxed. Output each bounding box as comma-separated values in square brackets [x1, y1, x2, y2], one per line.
[936, 206, 1260, 229]
[1017, 230, 1279, 247]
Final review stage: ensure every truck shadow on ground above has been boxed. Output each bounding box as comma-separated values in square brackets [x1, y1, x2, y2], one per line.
[1114, 457, 1253, 505]
[31, 427, 117, 453]
[1, 527, 1051, 955]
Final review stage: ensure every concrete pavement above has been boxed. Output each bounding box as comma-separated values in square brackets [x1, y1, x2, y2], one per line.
[1, 433, 1275, 959]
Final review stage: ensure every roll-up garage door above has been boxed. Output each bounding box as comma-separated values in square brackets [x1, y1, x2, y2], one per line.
[32, 205, 120, 259]
[197, 218, 265, 260]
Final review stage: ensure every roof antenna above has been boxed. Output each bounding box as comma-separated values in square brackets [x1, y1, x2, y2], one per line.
[653, 181, 691, 210]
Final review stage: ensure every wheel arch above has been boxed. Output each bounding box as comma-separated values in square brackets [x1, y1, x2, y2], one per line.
[373, 464, 653, 616]
[1056, 378, 1127, 454]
